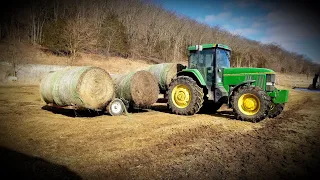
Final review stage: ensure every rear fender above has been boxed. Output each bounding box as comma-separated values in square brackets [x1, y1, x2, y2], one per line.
[177, 69, 206, 87]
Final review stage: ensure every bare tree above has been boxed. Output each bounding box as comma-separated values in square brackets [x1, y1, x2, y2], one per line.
[2, 0, 319, 74]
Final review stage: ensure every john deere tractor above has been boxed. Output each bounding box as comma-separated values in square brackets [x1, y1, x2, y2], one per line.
[167, 44, 289, 122]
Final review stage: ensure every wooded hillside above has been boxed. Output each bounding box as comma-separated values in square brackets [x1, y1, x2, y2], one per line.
[1, 0, 319, 74]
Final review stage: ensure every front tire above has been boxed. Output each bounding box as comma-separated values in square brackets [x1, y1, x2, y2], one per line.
[232, 86, 271, 122]
[268, 103, 284, 118]
[167, 76, 204, 115]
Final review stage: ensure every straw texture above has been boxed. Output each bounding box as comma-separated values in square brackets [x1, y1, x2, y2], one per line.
[112, 70, 159, 107]
[40, 66, 114, 110]
[146, 63, 183, 91]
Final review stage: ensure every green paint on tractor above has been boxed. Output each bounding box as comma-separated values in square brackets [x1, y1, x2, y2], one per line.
[167, 43, 289, 122]
[179, 69, 206, 86]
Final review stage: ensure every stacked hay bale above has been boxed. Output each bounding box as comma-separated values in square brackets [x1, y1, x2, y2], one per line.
[146, 63, 185, 92]
[111, 70, 159, 107]
[40, 66, 114, 110]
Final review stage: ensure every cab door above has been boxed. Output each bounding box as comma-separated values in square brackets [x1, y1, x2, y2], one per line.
[188, 49, 214, 86]
[199, 49, 214, 86]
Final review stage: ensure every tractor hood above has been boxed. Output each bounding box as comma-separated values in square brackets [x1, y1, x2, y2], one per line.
[223, 67, 275, 75]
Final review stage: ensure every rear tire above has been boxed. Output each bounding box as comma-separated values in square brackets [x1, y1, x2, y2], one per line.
[268, 103, 284, 118]
[167, 76, 204, 115]
[232, 86, 271, 122]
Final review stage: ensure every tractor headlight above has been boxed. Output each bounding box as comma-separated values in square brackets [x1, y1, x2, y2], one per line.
[266, 74, 275, 91]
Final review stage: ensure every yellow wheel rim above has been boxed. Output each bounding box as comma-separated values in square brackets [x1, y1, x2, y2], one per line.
[171, 84, 191, 108]
[238, 93, 260, 115]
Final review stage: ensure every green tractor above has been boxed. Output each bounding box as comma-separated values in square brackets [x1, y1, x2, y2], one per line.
[167, 43, 289, 122]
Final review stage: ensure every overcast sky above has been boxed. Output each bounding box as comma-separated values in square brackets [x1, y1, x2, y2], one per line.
[154, 0, 320, 63]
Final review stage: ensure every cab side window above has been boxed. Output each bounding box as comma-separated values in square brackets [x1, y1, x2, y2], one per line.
[189, 51, 198, 69]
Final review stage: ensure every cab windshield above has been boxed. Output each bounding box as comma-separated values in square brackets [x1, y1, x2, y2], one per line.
[216, 48, 231, 68]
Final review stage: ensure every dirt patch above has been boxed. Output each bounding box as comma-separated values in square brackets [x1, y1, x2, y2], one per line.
[0, 86, 319, 179]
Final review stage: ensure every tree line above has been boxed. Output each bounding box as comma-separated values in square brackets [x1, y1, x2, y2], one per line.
[1, 0, 319, 74]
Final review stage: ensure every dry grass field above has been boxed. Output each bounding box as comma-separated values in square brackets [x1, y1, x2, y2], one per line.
[0, 84, 319, 179]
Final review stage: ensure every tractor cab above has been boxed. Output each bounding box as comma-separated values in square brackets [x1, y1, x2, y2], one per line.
[188, 44, 231, 87]
[184, 44, 231, 103]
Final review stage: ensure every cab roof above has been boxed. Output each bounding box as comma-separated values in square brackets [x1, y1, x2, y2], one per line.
[188, 43, 231, 51]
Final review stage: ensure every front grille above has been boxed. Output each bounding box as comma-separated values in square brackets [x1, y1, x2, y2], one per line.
[245, 75, 264, 89]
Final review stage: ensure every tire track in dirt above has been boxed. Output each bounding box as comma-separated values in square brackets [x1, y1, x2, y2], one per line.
[85, 94, 320, 179]
[1, 86, 319, 180]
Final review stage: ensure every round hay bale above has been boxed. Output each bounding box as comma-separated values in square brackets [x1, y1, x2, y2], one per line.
[40, 68, 70, 104]
[40, 66, 114, 110]
[112, 70, 159, 107]
[146, 63, 184, 91]
[40, 71, 56, 103]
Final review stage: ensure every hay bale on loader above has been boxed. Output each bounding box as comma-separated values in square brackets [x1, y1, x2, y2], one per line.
[145, 63, 185, 92]
[40, 66, 114, 111]
[111, 70, 159, 107]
